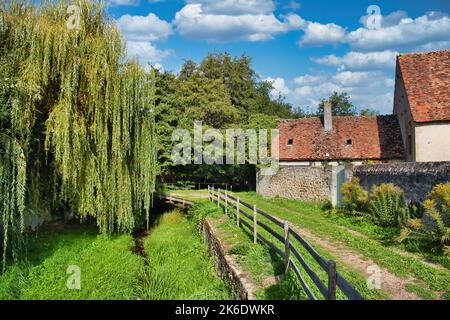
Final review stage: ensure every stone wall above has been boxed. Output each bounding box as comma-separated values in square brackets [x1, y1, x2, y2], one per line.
[203, 219, 255, 300]
[352, 162, 450, 203]
[256, 165, 332, 202]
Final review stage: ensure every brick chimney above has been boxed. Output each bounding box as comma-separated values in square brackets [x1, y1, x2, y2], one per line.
[324, 100, 332, 131]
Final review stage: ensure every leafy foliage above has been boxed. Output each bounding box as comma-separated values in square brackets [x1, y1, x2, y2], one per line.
[398, 183, 450, 255]
[367, 184, 407, 227]
[0, 0, 158, 266]
[341, 177, 368, 215]
[317, 92, 357, 116]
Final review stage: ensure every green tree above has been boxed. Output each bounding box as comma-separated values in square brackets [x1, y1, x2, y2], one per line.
[317, 92, 357, 116]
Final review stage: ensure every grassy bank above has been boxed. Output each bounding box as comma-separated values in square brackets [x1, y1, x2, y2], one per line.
[233, 192, 450, 299]
[138, 209, 231, 300]
[0, 224, 145, 299]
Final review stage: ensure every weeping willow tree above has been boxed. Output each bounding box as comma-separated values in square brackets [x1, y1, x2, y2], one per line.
[0, 0, 158, 267]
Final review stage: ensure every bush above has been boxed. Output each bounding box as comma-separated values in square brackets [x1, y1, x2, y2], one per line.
[367, 183, 407, 227]
[397, 183, 450, 256]
[341, 177, 368, 215]
[186, 201, 221, 234]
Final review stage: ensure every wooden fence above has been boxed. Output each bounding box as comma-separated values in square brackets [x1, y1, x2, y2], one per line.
[208, 186, 364, 301]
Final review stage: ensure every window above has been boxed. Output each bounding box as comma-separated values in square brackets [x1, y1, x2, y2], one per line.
[345, 139, 352, 146]
[287, 139, 294, 146]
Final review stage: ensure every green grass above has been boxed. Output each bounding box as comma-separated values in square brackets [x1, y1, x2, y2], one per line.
[191, 201, 306, 300]
[0, 224, 145, 299]
[138, 210, 231, 300]
[232, 192, 450, 299]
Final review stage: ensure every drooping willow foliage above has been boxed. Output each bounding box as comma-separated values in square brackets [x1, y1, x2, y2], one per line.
[0, 0, 158, 267]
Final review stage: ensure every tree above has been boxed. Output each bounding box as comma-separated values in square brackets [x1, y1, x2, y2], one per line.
[317, 92, 357, 116]
[1, 0, 158, 266]
[359, 108, 380, 116]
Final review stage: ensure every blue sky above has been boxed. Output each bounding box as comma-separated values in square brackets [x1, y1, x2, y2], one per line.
[107, 0, 450, 114]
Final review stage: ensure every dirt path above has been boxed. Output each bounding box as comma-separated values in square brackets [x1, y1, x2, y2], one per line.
[290, 225, 420, 300]
[237, 198, 444, 300]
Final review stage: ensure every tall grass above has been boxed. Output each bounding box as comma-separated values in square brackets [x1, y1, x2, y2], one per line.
[0, 225, 145, 300]
[138, 210, 231, 300]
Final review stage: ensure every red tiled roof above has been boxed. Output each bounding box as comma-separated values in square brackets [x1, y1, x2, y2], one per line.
[398, 50, 450, 123]
[278, 115, 404, 161]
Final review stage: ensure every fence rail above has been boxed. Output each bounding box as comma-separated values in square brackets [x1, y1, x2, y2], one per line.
[208, 186, 364, 301]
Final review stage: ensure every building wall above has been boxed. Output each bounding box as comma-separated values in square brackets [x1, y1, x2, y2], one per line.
[352, 162, 450, 204]
[414, 122, 450, 162]
[393, 62, 415, 161]
[256, 166, 332, 202]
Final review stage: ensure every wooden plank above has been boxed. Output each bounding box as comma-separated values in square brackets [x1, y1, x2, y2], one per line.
[256, 208, 285, 228]
[289, 259, 317, 300]
[289, 228, 328, 271]
[256, 232, 285, 258]
[327, 260, 337, 300]
[336, 273, 364, 300]
[236, 197, 240, 227]
[284, 221, 290, 274]
[289, 243, 328, 299]
[256, 219, 285, 243]
[253, 205, 257, 244]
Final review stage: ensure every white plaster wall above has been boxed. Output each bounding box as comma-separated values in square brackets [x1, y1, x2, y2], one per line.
[415, 122, 450, 162]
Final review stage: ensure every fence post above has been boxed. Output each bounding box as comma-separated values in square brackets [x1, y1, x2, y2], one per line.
[224, 192, 228, 215]
[208, 185, 210, 201]
[253, 205, 257, 244]
[182, 199, 186, 208]
[284, 221, 290, 274]
[236, 197, 240, 227]
[327, 260, 337, 300]
[217, 188, 220, 208]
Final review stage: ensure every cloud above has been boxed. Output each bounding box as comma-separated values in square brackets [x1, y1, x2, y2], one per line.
[296, 11, 450, 52]
[312, 50, 398, 71]
[126, 41, 172, 66]
[286, 71, 395, 114]
[293, 74, 325, 86]
[266, 77, 290, 97]
[117, 13, 173, 42]
[347, 12, 450, 51]
[298, 21, 346, 47]
[173, 3, 304, 42]
[185, 0, 275, 15]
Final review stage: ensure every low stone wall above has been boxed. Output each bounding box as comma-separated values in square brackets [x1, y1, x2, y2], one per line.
[256, 166, 332, 202]
[352, 162, 450, 203]
[203, 219, 255, 300]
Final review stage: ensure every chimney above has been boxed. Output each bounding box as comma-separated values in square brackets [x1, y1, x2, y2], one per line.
[324, 100, 332, 132]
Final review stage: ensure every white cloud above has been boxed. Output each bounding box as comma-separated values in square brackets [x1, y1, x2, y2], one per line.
[347, 12, 450, 51]
[296, 11, 450, 52]
[312, 50, 398, 71]
[117, 13, 173, 42]
[266, 77, 290, 97]
[126, 41, 172, 66]
[185, 0, 275, 15]
[293, 74, 325, 86]
[286, 71, 395, 114]
[173, 3, 303, 42]
[298, 21, 346, 47]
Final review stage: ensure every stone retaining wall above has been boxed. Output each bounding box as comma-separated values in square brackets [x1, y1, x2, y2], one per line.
[203, 219, 256, 300]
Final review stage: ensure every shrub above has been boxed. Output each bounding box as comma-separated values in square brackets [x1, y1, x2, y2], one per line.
[397, 183, 450, 255]
[341, 177, 368, 215]
[367, 183, 407, 227]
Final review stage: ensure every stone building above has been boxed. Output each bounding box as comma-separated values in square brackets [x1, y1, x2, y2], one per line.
[394, 50, 450, 162]
[256, 103, 405, 205]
